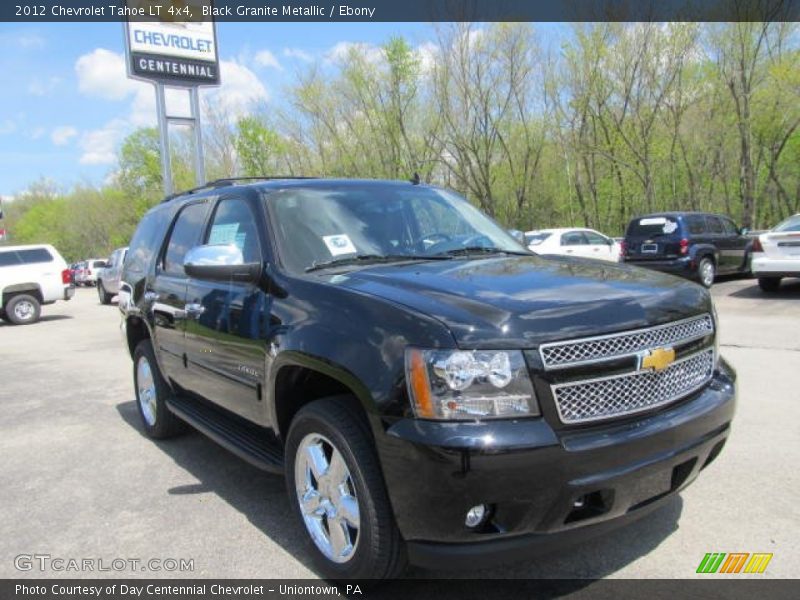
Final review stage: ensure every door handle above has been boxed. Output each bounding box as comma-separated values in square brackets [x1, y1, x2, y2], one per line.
[144, 291, 159, 303]
[185, 303, 205, 318]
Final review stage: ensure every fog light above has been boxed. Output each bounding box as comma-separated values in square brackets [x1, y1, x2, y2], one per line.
[465, 504, 489, 528]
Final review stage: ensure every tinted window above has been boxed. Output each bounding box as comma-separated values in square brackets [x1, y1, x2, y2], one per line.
[206, 197, 261, 263]
[127, 210, 169, 274]
[774, 215, 800, 232]
[706, 216, 724, 234]
[626, 216, 680, 238]
[92, 260, 106, 268]
[561, 232, 587, 246]
[721, 218, 737, 235]
[17, 248, 53, 264]
[686, 215, 707, 235]
[163, 202, 208, 275]
[583, 231, 609, 245]
[0, 251, 21, 267]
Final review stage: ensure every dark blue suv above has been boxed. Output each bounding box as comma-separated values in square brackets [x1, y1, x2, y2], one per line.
[623, 212, 752, 287]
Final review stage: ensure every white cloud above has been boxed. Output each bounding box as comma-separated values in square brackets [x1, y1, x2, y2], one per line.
[415, 41, 438, 74]
[325, 41, 384, 65]
[75, 48, 140, 101]
[28, 76, 61, 96]
[201, 60, 269, 118]
[79, 120, 128, 166]
[283, 47, 314, 62]
[254, 49, 283, 70]
[0, 120, 16, 135]
[51, 126, 78, 146]
[0, 32, 45, 50]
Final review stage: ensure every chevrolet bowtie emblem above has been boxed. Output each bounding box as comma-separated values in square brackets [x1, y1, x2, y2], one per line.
[639, 347, 676, 372]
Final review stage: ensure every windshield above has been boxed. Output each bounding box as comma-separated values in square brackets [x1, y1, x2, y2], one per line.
[626, 216, 680, 238]
[267, 184, 528, 273]
[524, 232, 551, 246]
[774, 215, 800, 232]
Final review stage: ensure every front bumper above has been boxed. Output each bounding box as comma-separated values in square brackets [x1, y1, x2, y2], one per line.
[377, 359, 736, 568]
[752, 256, 800, 277]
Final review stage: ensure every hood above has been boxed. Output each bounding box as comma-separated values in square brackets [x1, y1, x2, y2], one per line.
[327, 255, 711, 348]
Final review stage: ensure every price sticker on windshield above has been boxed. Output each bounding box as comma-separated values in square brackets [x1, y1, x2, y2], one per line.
[323, 234, 357, 256]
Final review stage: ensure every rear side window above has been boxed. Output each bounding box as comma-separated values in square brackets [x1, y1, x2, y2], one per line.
[17, 248, 54, 264]
[92, 260, 106, 268]
[0, 251, 21, 267]
[706, 216, 725, 234]
[163, 202, 208, 276]
[626, 216, 680, 237]
[686, 215, 707, 235]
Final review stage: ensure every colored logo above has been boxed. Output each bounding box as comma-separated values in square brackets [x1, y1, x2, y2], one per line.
[696, 552, 773, 574]
[638, 347, 676, 372]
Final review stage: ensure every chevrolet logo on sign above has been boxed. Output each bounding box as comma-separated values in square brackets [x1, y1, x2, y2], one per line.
[638, 347, 676, 372]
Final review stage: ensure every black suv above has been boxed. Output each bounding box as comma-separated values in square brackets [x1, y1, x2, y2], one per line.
[121, 179, 736, 578]
[622, 212, 752, 287]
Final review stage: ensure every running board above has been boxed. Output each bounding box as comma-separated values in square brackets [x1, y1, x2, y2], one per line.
[167, 395, 284, 474]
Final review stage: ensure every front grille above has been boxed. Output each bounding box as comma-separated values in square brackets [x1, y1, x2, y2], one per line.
[539, 314, 713, 370]
[552, 349, 715, 424]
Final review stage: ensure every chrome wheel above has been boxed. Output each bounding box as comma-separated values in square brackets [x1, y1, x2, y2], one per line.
[294, 433, 360, 563]
[136, 356, 157, 426]
[700, 259, 715, 287]
[13, 300, 35, 322]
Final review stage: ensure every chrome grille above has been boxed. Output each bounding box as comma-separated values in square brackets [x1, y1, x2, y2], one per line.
[539, 314, 713, 370]
[552, 349, 715, 424]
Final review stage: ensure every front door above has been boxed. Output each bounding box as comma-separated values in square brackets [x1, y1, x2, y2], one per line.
[183, 195, 269, 424]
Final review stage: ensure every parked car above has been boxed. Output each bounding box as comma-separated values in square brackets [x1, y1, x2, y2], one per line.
[622, 212, 752, 287]
[751, 213, 800, 292]
[75, 258, 107, 286]
[68, 263, 81, 284]
[97, 247, 128, 304]
[121, 178, 735, 579]
[0, 244, 74, 325]
[524, 228, 621, 262]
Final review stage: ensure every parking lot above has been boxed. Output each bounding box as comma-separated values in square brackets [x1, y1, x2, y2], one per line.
[0, 277, 798, 579]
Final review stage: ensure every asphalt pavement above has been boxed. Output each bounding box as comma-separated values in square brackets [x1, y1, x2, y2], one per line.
[0, 276, 798, 579]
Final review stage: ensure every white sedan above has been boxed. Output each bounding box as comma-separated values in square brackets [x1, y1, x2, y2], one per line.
[524, 228, 621, 262]
[751, 214, 800, 292]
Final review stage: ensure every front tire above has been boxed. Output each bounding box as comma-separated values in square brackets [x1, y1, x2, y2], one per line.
[133, 340, 185, 439]
[5, 294, 41, 325]
[285, 396, 407, 579]
[758, 277, 782, 292]
[698, 257, 715, 288]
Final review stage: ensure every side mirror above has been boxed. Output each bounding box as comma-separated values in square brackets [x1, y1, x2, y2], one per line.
[183, 244, 261, 283]
[739, 227, 749, 236]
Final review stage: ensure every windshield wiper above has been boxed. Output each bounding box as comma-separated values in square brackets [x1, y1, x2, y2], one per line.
[433, 247, 531, 258]
[305, 254, 451, 273]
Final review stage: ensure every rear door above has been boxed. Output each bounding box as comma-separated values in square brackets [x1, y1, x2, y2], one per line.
[720, 216, 749, 272]
[624, 216, 683, 260]
[183, 194, 269, 423]
[149, 200, 211, 385]
[705, 216, 731, 271]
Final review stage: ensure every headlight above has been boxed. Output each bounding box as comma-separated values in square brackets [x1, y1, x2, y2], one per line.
[405, 348, 539, 420]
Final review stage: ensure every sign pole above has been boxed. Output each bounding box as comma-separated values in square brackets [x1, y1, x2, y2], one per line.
[189, 87, 206, 187]
[154, 82, 173, 197]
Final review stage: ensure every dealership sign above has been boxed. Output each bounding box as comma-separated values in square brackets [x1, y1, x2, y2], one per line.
[124, 0, 220, 86]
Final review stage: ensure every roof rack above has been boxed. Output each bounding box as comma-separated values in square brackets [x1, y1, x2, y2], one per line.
[160, 176, 320, 203]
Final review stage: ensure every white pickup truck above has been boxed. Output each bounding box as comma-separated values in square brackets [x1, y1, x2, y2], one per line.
[0, 244, 74, 325]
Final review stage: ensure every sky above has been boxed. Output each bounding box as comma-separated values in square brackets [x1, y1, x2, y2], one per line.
[0, 21, 567, 199]
[0, 21, 437, 198]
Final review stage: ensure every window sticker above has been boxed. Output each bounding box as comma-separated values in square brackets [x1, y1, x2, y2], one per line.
[323, 234, 357, 256]
[209, 223, 240, 245]
[662, 221, 678, 234]
[639, 217, 667, 226]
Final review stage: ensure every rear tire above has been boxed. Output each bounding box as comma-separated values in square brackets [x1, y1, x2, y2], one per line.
[5, 294, 41, 325]
[285, 396, 407, 579]
[133, 339, 185, 439]
[698, 257, 715, 288]
[97, 281, 112, 305]
[758, 277, 782, 293]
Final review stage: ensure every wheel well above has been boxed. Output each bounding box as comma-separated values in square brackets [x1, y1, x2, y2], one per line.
[126, 316, 150, 358]
[274, 366, 355, 441]
[2, 285, 43, 308]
